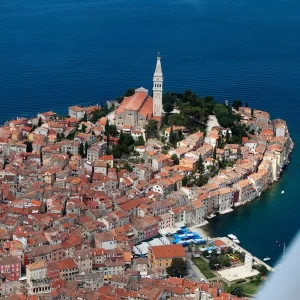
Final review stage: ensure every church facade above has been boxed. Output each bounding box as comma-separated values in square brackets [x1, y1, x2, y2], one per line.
[114, 54, 163, 128]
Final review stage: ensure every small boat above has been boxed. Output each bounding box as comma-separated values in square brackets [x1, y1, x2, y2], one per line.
[233, 239, 240, 244]
[263, 257, 271, 262]
[228, 234, 237, 240]
[281, 191, 285, 194]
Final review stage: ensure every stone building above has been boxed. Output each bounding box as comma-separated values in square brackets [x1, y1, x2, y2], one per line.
[114, 54, 163, 128]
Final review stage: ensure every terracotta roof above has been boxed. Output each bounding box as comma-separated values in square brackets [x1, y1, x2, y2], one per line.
[124, 91, 148, 111]
[26, 260, 46, 270]
[150, 244, 185, 259]
[56, 258, 77, 270]
[139, 97, 153, 118]
[214, 239, 226, 247]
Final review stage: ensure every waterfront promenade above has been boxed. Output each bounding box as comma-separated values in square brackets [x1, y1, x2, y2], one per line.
[218, 237, 273, 272]
[191, 225, 273, 272]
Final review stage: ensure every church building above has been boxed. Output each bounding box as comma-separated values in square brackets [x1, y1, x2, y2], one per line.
[114, 54, 163, 128]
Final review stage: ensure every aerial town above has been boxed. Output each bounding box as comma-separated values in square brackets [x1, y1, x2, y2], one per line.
[0, 56, 293, 299]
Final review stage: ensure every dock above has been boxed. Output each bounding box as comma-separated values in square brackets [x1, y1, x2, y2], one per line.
[217, 237, 273, 272]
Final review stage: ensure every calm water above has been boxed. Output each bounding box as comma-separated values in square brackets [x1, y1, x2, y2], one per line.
[1, 0, 300, 265]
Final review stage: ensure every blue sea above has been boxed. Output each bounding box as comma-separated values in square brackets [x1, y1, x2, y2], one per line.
[1, 0, 300, 265]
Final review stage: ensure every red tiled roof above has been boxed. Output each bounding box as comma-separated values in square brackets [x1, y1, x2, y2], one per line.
[150, 244, 185, 259]
[124, 92, 147, 111]
[139, 97, 153, 118]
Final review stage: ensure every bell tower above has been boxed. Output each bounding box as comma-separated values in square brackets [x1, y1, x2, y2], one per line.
[153, 52, 163, 117]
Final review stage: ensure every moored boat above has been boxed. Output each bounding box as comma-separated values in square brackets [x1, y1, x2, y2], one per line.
[228, 234, 237, 240]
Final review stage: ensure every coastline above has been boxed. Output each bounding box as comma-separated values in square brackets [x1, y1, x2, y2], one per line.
[194, 140, 294, 231]
[203, 109, 294, 221]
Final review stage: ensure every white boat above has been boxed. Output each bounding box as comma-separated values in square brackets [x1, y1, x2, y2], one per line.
[263, 257, 271, 262]
[233, 239, 240, 244]
[281, 190, 284, 194]
[227, 234, 237, 240]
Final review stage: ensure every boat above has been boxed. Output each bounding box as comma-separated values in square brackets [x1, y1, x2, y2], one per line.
[281, 190, 284, 194]
[227, 234, 237, 240]
[263, 257, 271, 262]
[233, 239, 240, 244]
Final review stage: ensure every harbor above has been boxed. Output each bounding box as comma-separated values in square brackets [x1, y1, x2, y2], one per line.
[191, 225, 273, 272]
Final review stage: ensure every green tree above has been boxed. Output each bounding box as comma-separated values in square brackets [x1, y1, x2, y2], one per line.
[227, 247, 233, 254]
[169, 114, 185, 126]
[197, 154, 204, 173]
[226, 130, 230, 143]
[112, 146, 122, 159]
[182, 89, 198, 105]
[163, 101, 174, 114]
[196, 174, 208, 187]
[119, 130, 124, 145]
[229, 285, 244, 297]
[109, 124, 118, 137]
[245, 101, 249, 107]
[238, 252, 246, 262]
[209, 257, 220, 270]
[214, 104, 234, 128]
[145, 120, 158, 139]
[203, 250, 210, 258]
[171, 154, 179, 165]
[83, 113, 87, 122]
[182, 175, 188, 186]
[112, 132, 135, 158]
[204, 95, 214, 102]
[84, 141, 89, 158]
[90, 109, 105, 123]
[81, 124, 87, 133]
[78, 142, 85, 158]
[220, 255, 231, 267]
[105, 120, 110, 152]
[166, 258, 187, 278]
[38, 117, 42, 127]
[135, 136, 145, 146]
[25, 141, 33, 153]
[169, 127, 177, 147]
[251, 108, 254, 118]
[102, 103, 109, 115]
[120, 133, 134, 147]
[258, 264, 268, 276]
[163, 92, 177, 105]
[213, 146, 217, 159]
[124, 162, 133, 172]
[105, 120, 110, 136]
[232, 100, 242, 110]
[178, 129, 183, 141]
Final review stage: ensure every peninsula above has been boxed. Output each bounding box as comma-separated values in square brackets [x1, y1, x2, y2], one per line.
[0, 55, 293, 298]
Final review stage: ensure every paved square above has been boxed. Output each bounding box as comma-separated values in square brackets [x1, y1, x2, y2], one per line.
[217, 265, 259, 282]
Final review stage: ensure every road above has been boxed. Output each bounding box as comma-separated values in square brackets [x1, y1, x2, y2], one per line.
[206, 115, 220, 134]
[186, 256, 209, 283]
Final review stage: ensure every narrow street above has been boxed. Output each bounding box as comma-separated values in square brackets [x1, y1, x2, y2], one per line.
[186, 257, 209, 283]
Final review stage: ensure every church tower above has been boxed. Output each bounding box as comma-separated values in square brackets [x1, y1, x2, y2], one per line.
[153, 53, 163, 117]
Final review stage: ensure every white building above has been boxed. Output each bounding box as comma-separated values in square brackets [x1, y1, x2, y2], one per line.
[153, 53, 163, 117]
[218, 187, 234, 214]
[245, 140, 258, 154]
